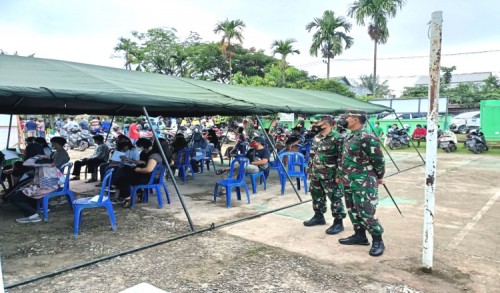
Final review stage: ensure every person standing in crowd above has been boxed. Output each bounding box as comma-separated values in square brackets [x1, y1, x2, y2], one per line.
[89, 116, 101, 132]
[79, 118, 89, 134]
[128, 119, 141, 144]
[55, 118, 63, 133]
[36, 118, 45, 138]
[303, 116, 346, 235]
[101, 117, 111, 132]
[337, 110, 386, 257]
[25, 117, 37, 138]
[373, 122, 384, 139]
[70, 135, 110, 183]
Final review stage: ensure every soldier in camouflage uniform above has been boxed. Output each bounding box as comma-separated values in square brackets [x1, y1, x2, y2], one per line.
[337, 111, 386, 257]
[303, 116, 346, 235]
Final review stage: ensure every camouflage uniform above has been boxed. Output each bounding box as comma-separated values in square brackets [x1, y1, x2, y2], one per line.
[339, 128, 385, 236]
[307, 129, 346, 220]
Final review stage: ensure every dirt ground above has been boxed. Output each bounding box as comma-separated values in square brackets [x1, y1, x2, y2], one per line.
[1, 147, 500, 292]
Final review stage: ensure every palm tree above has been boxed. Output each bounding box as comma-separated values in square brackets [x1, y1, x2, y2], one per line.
[114, 37, 141, 70]
[213, 18, 246, 81]
[270, 39, 300, 85]
[348, 0, 406, 81]
[306, 10, 354, 79]
[359, 74, 391, 99]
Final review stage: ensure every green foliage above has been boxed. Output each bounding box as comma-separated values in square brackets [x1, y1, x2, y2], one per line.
[301, 78, 356, 98]
[348, 0, 406, 44]
[441, 66, 456, 85]
[306, 10, 353, 78]
[358, 74, 391, 99]
[270, 39, 300, 85]
[400, 85, 429, 98]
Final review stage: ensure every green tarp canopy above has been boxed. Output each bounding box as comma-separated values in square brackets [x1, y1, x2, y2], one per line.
[0, 55, 392, 116]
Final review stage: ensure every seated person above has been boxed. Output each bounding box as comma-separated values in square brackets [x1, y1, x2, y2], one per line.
[115, 138, 164, 207]
[10, 137, 70, 223]
[2, 137, 44, 191]
[34, 137, 53, 156]
[286, 127, 305, 152]
[412, 124, 427, 146]
[189, 132, 208, 173]
[71, 135, 110, 182]
[216, 137, 270, 176]
[171, 133, 188, 155]
[96, 135, 140, 187]
[224, 127, 247, 158]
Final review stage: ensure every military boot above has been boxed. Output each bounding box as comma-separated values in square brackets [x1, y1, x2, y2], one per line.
[338, 228, 370, 245]
[325, 218, 344, 235]
[369, 235, 385, 256]
[303, 212, 326, 226]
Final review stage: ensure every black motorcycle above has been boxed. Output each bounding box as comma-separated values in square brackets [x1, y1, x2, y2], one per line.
[465, 129, 488, 154]
[388, 129, 410, 150]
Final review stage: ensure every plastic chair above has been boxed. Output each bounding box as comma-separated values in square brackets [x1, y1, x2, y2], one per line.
[72, 169, 116, 236]
[245, 171, 267, 194]
[269, 148, 286, 178]
[129, 164, 170, 209]
[299, 143, 312, 165]
[214, 156, 250, 208]
[173, 148, 195, 182]
[37, 162, 75, 222]
[202, 146, 217, 173]
[278, 152, 309, 195]
[229, 141, 249, 165]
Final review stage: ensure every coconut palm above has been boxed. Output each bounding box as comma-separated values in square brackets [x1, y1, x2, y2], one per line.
[270, 39, 300, 85]
[114, 37, 141, 70]
[213, 18, 246, 81]
[348, 0, 406, 81]
[306, 10, 354, 79]
[359, 74, 391, 99]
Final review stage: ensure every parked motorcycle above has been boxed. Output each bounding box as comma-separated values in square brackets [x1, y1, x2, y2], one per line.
[438, 130, 458, 152]
[465, 129, 488, 154]
[75, 130, 96, 151]
[387, 129, 410, 150]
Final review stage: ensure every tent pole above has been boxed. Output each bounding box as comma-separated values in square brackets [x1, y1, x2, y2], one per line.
[143, 107, 196, 232]
[256, 115, 303, 202]
[105, 116, 115, 142]
[367, 117, 400, 172]
[6, 114, 13, 149]
[395, 115, 426, 164]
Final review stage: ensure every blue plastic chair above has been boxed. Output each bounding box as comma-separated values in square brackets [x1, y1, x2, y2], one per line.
[214, 156, 250, 208]
[229, 141, 249, 165]
[269, 148, 286, 178]
[174, 148, 195, 182]
[201, 146, 217, 173]
[278, 152, 309, 195]
[299, 143, 312, 165]
[37, 162, 75, 222]
[129, 164, 170, 208]
[72, 169, 116, 236]
[245, 171, 267, 194]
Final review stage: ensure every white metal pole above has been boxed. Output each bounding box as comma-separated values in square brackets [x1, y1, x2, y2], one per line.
[422, 11, 443, 272]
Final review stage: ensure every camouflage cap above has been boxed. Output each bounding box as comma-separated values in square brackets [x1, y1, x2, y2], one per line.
[345, 110, 367, 117]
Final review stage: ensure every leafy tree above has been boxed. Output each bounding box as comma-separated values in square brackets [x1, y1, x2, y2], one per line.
[301, 78, 356, 98]
[270, 39, 300, 85]
[187, 42, 229, 82]
[113, 37, 141, 70]
[400, 85, 428, 98]
[441, 65, 457, 85]
[348, 0, 406, 80]
[213, 18, 246, 81]
[358, 74, 391, 99]
[231, 46, 279, 78]
[306, 10, 354, 78]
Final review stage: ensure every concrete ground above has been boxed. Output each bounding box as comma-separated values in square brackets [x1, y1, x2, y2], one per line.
[1, 148, 499, 292]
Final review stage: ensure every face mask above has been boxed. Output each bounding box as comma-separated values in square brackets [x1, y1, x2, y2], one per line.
[137, 147, 144, 152]
[250, 142, 258, 148]
[338, 119, 348, 129]
[311, 125, 324, 133]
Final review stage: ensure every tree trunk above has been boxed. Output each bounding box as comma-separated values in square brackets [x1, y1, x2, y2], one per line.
[326, 56, 331, 79]
[373, 39, 378, 82]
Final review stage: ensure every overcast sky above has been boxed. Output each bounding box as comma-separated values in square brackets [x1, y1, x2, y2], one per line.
[1, 0, 499, 94]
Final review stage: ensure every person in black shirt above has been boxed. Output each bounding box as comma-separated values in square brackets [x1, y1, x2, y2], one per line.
[216, 136, 270, 175]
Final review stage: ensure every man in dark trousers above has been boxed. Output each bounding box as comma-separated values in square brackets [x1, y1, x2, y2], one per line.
[337, 111, 386, 257]
[71, 135, 110, 183]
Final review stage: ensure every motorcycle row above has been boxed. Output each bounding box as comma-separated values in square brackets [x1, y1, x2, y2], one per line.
[385, 127, 488, 154]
